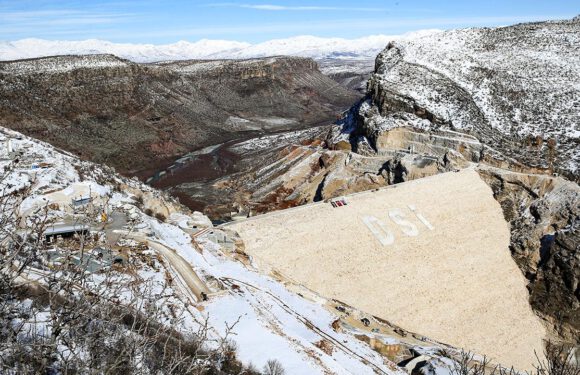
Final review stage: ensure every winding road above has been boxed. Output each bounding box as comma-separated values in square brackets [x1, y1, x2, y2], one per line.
[115, 230, 210, 302]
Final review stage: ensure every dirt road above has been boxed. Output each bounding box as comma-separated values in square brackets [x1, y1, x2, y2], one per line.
[117, 231, 210, 302]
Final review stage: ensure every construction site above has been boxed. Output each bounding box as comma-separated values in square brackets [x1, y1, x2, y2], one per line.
[227, 169, 548, 370]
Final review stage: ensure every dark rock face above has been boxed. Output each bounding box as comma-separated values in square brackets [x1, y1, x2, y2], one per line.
[0, 54, 358, 177]
[531, 229, 579, 340]
[479, 169, 579, 342]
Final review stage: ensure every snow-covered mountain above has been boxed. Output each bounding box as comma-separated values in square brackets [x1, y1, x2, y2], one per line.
[0, 30, 441, 63]
[359, 18, 580, 177]
[0, 39, 251, 62]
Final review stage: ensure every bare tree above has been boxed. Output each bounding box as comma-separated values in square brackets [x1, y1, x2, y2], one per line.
[263, 359, 286, 375]
[535, 342, 580, 375]
[451, 351, 490, 375]
[450, 343, 579, 375]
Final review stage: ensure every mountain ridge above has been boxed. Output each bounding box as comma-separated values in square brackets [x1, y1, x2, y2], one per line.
[362, 17, 580, 177]
[0, 30, 441, 63]
[0, 54, 358, 177]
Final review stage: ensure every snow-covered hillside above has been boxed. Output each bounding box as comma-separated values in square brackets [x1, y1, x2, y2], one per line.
[366, 18, 580, 176]
[0, 30, 441, 63]
[0, 54, 129, 75]
[0, 126, 462, 374]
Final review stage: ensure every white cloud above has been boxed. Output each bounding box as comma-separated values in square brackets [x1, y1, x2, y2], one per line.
[0, 7, 137, 38]
[94, 14, 571, 40]
[209, 3, 387, 11]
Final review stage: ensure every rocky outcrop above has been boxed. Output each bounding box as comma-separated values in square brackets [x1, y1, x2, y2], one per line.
[0, 54, 358, 177]
[186, 131, 457, 219]
[479, 169, 579, 342]
[360, 18, 580, 180]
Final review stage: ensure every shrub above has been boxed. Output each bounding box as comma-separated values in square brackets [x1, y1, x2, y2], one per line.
[449, 344, 580, 375]
[134, 194, 144, 207]
[535, 342, 580, 375]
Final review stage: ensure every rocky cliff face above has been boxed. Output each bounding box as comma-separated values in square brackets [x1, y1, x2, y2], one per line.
[479, 169, 579, 343]
[0, 54, 358, 177]
[182, 123, 461, 219]
[362, 18, 579, 180]
[318, 58, 375, 94]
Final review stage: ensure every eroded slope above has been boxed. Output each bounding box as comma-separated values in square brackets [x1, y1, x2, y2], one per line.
[0, 54, 358, 176]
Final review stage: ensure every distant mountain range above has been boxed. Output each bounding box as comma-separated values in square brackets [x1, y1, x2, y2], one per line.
[0, 30, 440, 62]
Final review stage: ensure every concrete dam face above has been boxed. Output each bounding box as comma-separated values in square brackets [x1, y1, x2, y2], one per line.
[228, 169, 546, 370]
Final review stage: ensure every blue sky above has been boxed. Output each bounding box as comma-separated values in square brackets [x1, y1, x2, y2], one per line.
[0, 0, 578, 43]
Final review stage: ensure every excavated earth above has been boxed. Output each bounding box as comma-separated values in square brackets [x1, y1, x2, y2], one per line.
[227, 169, 547, 370]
